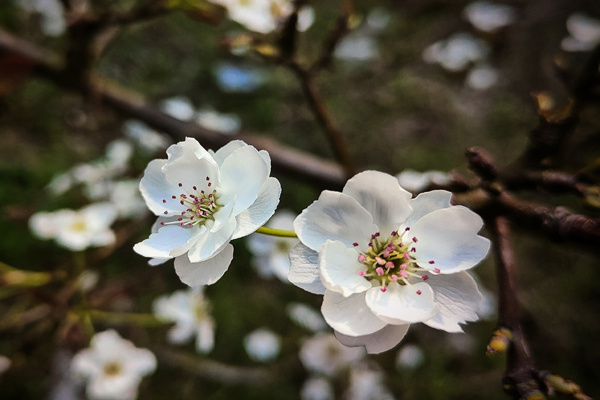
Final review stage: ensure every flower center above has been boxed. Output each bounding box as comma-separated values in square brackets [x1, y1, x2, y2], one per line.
[160, 176, 222, 227]
[103, 361, 122, 376]
[354, 228, 439, 293]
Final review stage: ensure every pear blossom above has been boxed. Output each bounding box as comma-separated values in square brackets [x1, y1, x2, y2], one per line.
[17, 0, 66, 36]
[345, 362, 396, 400]
[159, 97, 196, 121]
[123, 120, 171, 153]
[396, 169, 451, 193]
[0, 355, 10, 376]
[153, 287, 215, 354]
[466, 64, 499, 90]
[29, 203, 117, 251]
[210, 0, 314, 34]
[247, 210, 298, 282]
[289, 171, 490, 353]
[286, 302, 328, 333]
[243, 328, 281, 362]
[299, 333, 365, 377]
[301, 377, 334, 400]
[395, 344, 425, 370]
[423, 33, 490, 72]
[134, 138, 280, 286]
[195, 108, 241, 134]
[70, 330, 156, 400]
[561, 13, 600, 52]
[463, 1, 516, 33]
[109, 180, 149, 219]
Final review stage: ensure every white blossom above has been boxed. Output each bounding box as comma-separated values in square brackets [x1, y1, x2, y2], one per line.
[153, 287, 215, 354]
[561, 13, 600, 52]
[243, 328, 281, 362]
[395, 344, 425, 370]
[301, 377, 334, 400]
[109, 180, 149, 219]
[396, 169, 451, 193]
[466, 64, 499, 90]
[159, 97, 196, 121]
[289, 171, 490, 353]
[29, 203, 117, 251]
[134, 138, 281, 286]
[70, 330, 156, 400]
[196, 108, 241, 134]
[423, 33, 490, 72]
[210, 0, 314, 34]
[123, 120, 171, 153]
[299, 333, 365, 377]
[463, 1, 516, 33]
[286, 302, 328, 333]
[0, 355, 10, 376]
[18, 0, 66, 36]
[345, 362, 396, 400]
[247, 210, 298, 282]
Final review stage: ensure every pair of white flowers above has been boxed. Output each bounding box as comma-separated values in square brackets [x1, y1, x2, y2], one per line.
[135, 138, 490, 353]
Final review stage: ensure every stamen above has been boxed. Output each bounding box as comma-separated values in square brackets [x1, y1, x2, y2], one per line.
[358, 254, 366, 262]
[412, 237, 418, 243]
[433, 268, 441, 274]
[375, 257, 385, 265]
[376, 267, 384, 276]
[416, 290, 422, 295]
[422, 275, 429, 281]
[353, 242, 358, 247]
[380, 287, 387, 292]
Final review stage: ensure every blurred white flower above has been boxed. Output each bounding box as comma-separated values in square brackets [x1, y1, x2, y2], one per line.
[134, 138, 281, 286]
[71, 330, 156, 400]
[423, 33, 490, 72]
[159, 97, 196, 121]
[76, 270, 99, 293]
[366, 7, 391, 32]
[289, 171, 490, 354]
[345, 362, 396, 400]
[210, 0, 313, 34]
[561, 13, 600, 52]
[29, 203, 117, 251]
[466, 64, 499, 90]
[106, 140, 134, 170]
[123, 120, 171, 153]
[247, 210, 298, 282]
[18, 0, 66, 36]
[109, 180, 148, 219]
[196, 108, 241, 134]
[463, 1, 516, 33]
[395, 344, 425, 370]
[299, 333, 365, 377]
[396, 169, 451, 193]
[0, 355, 10, 376]
[47, 172, 74, 196]
[335, 36, 379, 62]
[286, 302, 328, 333]
[243, 328, 281, 362]
[301, 377, 334, 400]
[153, 287, 215, 354]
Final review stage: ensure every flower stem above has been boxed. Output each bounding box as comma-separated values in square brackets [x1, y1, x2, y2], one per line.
[255, 226, 298, 238]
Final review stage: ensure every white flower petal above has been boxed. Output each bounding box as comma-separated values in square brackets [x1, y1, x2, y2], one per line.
[211, 140, 247, 166]
[187, 217, 237, 263]
[334, 324, 410, 354]
[195, 321, 215, 354]
[405, 190, 453, 227]
[365, 282, 438, 324]
[164, 154, 220, 195]
[288, 243, 326, 295]
[423, 271, 483, 332]
[174, 244, 234, 286]
[343, 170, 412, 235]
[295, 191, 378, 252]
[410, 206, 490, 273]
[218, 145, 269, 215]
[232, 177, 281, 239]
[133, 225, 200, 259]
[166, 137, 215, 164]
[321, 291, 387, 337]
[167, 322, 195, 344]
[139, 159, 180, 215]
[319, 240, 371, 296]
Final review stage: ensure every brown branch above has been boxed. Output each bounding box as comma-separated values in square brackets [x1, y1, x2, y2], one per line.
[489, 217, 548, 400]
[288, 61, 357, 178]
[0, 28, 346, 190]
